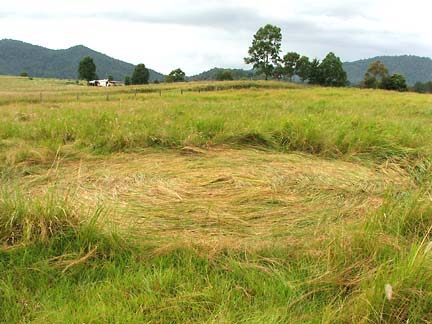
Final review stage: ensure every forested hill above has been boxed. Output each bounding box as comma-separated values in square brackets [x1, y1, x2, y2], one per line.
[0, 39, 164, 81]
[343, 55, 432, 85]
[1, 39, 430, 85]
[189, 68, 255, 81]
[189, 56, 432, 85]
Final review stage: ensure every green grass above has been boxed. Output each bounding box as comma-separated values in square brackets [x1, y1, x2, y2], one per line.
[1, 77, 432, 323]
[1, 78, 431, 161]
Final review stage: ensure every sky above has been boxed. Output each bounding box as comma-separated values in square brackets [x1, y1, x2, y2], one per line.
[1, 0, 431, 75]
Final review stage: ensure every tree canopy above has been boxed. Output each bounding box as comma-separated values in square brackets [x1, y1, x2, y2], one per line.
[296, 56, 311, 82]
[78, 56, 97, 82]
[131, 64, 149, 85]
[308, 59, 322, 85]
[215, 70, 234, 81]
[318, 52, 347, 87]
[244, 24, 282, 80]
[381, 74, 408, 91]
[363, 60, 389, 88]
[282, 52, 300, 81]
[124, 76, 131, 86]
[244, 25, 348, 87]
[413, 81, 432, 93]
[165, 69, 186, 83]
[362, 61, 408, 91]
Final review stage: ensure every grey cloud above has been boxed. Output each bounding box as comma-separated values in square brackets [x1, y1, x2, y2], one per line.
[93, 6, 269, 32]
[103, 6, 430, 63]
[0, 5, 271, 32]
[1, 1, 430, 70]
[299, 1, 376, 20]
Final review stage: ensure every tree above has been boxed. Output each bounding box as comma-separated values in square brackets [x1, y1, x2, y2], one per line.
[165, 68, 186, 83]
[381, 74, 408, 91]
[413, 81, 432, 93]
[244, 24, 282, 80]
[296, 56, 311, 82]
[216, 70, 234, 81]
[124, 76, 131, 86]
[318, 52, 347, 87]
[108, 75, 114, 81]
[78, 56, 97, 82]
[308, 59, 322, 85]
[367, 60, 388, 80]
[364, 74, 378, 89]
[131, 64, 149, 85]
[363, 60, 388, 88]
[273, 64, 284, 80]
[282, 52, 300, 81]
[20, 72, 28, 77]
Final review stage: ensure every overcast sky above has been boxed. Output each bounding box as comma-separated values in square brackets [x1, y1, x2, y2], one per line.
[1, 0, 431, 75]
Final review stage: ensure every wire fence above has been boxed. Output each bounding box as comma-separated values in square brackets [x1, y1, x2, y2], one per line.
[0, 81, 301, 106]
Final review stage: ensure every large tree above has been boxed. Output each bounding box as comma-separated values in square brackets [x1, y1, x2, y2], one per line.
[165, 68, 186, 83]
[296, 56, 311, 82]
[364, 60, 389, 89]
[124, 76, 131, 86]
[308, 59, 322, 85]
[318, 52, 347, 87]
[244, 24, 282, 80]
[282, 52, 300, 81]
[131, 64, 149, 85]
[78, 56, 97, 82]
[381, 74, 408, 91]
[367, 60, 388, 79]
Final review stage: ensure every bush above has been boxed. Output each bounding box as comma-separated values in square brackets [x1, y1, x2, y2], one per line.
[124, 76, 131, 86]
[131, 64, 149, 85]
[216, 70, 234, 81]
[381, 74, 408, 92]
[165, 69, 186, 83]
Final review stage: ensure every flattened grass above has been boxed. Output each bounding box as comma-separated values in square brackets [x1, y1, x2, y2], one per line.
[20, 149, 411, 248]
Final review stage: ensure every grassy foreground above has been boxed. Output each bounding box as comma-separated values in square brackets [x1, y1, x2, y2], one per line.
[1, 77, 432, 323]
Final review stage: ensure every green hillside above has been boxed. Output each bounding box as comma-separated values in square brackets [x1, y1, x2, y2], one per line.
[343, 55, 432, 85]
[189, 67, 255, 81]
[0, 39, 164, 81]
[189, 56, 432, 85]
[2, 39, 431, 86]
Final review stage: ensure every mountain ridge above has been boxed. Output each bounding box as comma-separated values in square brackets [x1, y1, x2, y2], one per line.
[0, 39, 164, 81]
[343, 55, 432, 85]
[191, 56, 432, 85]
[1, 39, 431, 85]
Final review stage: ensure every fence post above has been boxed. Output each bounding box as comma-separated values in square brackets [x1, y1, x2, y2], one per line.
[40, 92, 42, 103]
[135, 89, 137, 99]
[76, 94, 80, 101]
[181, 89, 183, 95]
[106, 89, 109, 101]
[159, 90, 162, 96]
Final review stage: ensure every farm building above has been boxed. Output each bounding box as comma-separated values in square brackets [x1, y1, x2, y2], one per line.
[88, 79, 123, 87]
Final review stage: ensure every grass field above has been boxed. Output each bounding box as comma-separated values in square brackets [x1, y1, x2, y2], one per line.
[1, 76, 432, 323]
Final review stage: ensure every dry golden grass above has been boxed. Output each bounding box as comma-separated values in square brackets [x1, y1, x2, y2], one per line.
[19, 147, 411, 250]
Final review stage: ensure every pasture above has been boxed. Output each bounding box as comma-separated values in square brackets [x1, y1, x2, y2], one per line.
[1, 76, 432, 323]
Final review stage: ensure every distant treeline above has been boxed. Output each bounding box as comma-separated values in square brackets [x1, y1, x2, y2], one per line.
[412, 81, 432, 93]
[243, 24, 348, 87]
